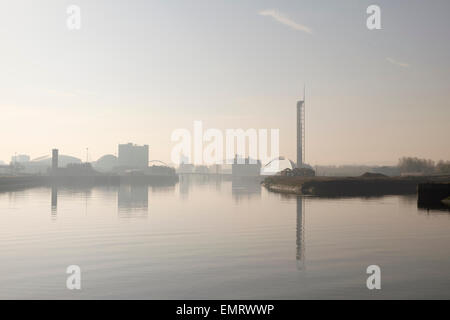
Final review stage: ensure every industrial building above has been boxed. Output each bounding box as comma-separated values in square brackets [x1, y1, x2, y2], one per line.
[11, 154, 30, 164]
[118, 143, 149, 169]
[231, 156, 261, 177]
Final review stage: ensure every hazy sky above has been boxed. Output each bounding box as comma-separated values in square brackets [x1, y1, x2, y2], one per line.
[1, 0, 449, 165]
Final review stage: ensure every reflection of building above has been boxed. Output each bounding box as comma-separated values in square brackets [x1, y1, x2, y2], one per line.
[231, 179, 261, 202]
[49, 186, 91, 217]
[296, 197, 305, 270]
[118, 143, 149, 169]
[118, 184, 148, 218]
[179, 174, 190, 199]
[51, 186, 57, 216]
[231, 156, 261, 177]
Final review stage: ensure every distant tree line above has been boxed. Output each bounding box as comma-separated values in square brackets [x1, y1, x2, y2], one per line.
[398, 157, 450, 174]
[314, 158, 450, 177]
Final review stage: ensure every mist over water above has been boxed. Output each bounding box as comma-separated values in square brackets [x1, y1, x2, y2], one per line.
[0, 176, 449, 299]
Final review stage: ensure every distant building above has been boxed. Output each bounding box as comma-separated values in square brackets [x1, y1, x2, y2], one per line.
[194, 165, 209, 174]
[118, 143, 149, 169]
[178, 163, 195, 174]
[11, 154, 82, 175]
[146, 165, 176, 176]
[93, 154, 118, 172]
[11, 154, 30, 163]
[54, 163, 98, 176]
[180, 154, 190, 165]
[232, 156, 261, 177]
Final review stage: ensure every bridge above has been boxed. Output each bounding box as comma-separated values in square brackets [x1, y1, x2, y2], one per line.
[263, 156, 296, 169]
[148, 160, 171, 167]
[175, 156, 296, 176]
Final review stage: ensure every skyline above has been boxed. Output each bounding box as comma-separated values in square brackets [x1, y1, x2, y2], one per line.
[1, 0, 449, 165]
[1, 1, 450, 303]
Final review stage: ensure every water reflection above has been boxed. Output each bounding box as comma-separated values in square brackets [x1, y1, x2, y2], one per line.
[51, 185, 57, 217]
[49, 186, 93, 219]
[296, 197, 306, 270]
[231, 178, 261, 202]
[179, 174, 190, 199]
[2, 178, 450, 299]
[417, 201, 450, 213]
[118, 184, 149, 218]
[48, 181, 178, 219]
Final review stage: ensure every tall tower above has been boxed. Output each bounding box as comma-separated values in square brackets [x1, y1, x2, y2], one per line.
[52, 149, 59, 171]
[296, 87, 305, 168]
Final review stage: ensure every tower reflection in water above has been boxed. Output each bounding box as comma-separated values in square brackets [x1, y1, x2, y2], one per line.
[296, 196, 306, 270]
[51, 185, 57, 217]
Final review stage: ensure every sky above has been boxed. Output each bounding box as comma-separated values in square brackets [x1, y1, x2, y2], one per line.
[0, 0, 449, 165]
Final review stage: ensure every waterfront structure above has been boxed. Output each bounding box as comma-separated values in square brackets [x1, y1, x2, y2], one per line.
[178, 163, 195, 174]
[296, 92, 305, 168]
[52, 149, 58, 171]
[231, 156, 261, 177]
[118, 143, 149, 169]
[57, 163, 98, 176]
[93, 154, 118, 172]
[11, 154, 30, 164]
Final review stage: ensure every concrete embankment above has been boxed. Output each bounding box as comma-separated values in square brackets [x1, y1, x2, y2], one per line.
[263, 175, 450, 197]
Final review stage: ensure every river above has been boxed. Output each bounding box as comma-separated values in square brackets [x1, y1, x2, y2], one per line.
[0, 175, 449, 299]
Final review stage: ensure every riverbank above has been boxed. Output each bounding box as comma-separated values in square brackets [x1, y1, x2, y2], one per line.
[263, 175, 450, 197]
[417, 182, 450, 210]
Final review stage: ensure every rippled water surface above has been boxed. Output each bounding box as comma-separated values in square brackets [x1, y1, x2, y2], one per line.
[0, 176, 449, 299]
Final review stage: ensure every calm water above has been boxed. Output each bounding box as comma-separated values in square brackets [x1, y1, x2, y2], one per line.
[0, 175, 449, 299]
